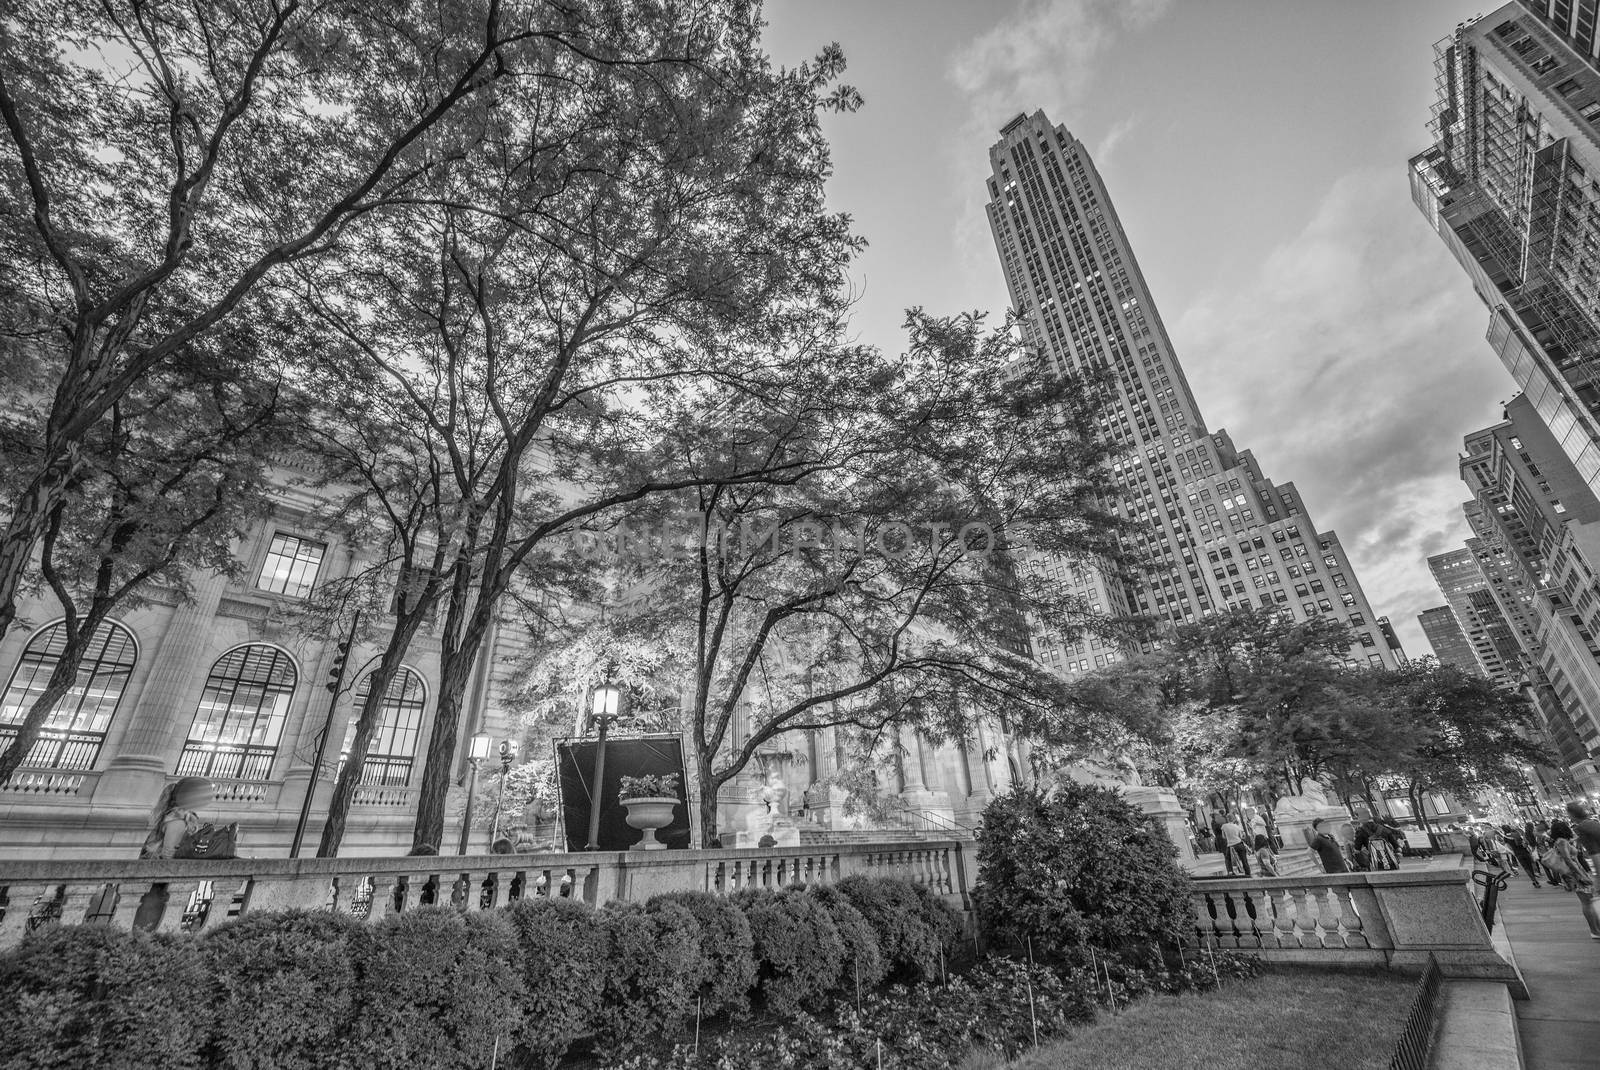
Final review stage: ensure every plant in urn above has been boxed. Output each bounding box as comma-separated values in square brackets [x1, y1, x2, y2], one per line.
[618, 773, 680, 851]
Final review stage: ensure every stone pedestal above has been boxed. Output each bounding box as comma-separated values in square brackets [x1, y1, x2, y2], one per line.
[1123, 786, 1195, 864]
[1273, 781, 1356, 858]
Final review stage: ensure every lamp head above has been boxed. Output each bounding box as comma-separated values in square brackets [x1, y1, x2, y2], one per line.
[469, 732, 492, 762]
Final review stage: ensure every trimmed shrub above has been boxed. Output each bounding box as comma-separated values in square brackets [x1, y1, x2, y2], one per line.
[807, 884, 885, 994]
[504, 896, 607, 1068]
[908, 880, 962, 959]
[733, 889, 844, 1017]
[202, 909, 371, 1069]
[346, 908, 524, 1070]
[836, 876, 941, 980]
[0, 923, 210, 1070]
[973, 782, 1193, 957]
[593, 901, 701, 1059]
[647, 890, 757, 1019]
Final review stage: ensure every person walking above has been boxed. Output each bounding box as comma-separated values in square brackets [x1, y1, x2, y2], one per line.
[1310, 818, 1349, 874]
[1220, 813, 1252, 876]
[1502, 824, 1542, 888]
[1560, 803, 1600, 939]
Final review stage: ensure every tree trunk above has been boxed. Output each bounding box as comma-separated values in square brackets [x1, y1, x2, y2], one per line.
[0, 465, 75, 650]
[410, 635, 485, 851]
[318, 613, 428, 856]
[698, 756, 724, 846]
[0, 613, 99, 785]
[1361, 779, 1382, 821]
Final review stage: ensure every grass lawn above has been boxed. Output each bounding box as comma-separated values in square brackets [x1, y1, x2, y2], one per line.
[966, 968, 1414, 1070]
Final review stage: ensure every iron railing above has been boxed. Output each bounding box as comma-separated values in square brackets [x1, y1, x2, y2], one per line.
[1388, 954, 1443, 1070]
[1471, 867, 1511, 933]
[0, 727, 104, 772]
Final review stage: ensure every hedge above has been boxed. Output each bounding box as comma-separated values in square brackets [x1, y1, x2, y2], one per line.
[733, 889, 846, 1017]
[346, 908, 524, 1070]
[202, 909, 371, 1070]
[0, 924, 210, 1070]
[646, 890, 757, 1019]
[0, 876, 973, 1068]
[593, 901, 701, 1060]
[504, 896, 608, 1068]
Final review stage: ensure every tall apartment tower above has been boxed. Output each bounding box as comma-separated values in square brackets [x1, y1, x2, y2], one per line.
[1427, 547, 1526, 688]
[1418, 604, 1484, 673]
[984, 111, 1402, 672]
[1412, 2, 1600, 792]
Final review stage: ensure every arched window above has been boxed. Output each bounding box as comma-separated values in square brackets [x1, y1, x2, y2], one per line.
[0, 620, 137, 770]
[340, 667, 427, 786]
[178, 645, 296, 781]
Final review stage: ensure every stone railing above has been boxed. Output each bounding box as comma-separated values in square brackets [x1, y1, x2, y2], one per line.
[1188, 860, 1526, 996]
[0, 840, 972, 951]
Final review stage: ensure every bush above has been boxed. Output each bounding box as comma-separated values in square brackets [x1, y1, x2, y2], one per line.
[733, 889, 844, 1017]
[504, 897, 608, 1068]
[647, 891, 757, 1018]
[202, 909, 371, 1069]
[0, 923, 210, 1070]
[807, 884, 885, 995]
[973, 782, 1194, 958]
[593, 901, 701, 1059]
[836, 876, 942, 980]
[908, 880, 963, 958]
[346, 908, 524, 1070]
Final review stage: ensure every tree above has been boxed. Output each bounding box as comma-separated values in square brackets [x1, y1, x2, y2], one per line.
[0, 0, 659, 645]
[516, 311, 1132, 841]
[292, 4, 865, 851]
[0, 338, 287, 783]
[1381, 659, 1553, 829]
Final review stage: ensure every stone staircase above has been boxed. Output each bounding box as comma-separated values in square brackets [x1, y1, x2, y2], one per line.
[798, 826, 938, 846]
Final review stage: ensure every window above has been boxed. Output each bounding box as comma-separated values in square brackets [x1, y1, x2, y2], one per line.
[257, 534, 325, 598]
[1295, 583, 1310, 597]
[1359, 633, 1377, 647]
[1367, 653, 1384, 667]
[1302, 602, 1318, 616]
[0, 620, 136, 771]
[1341, 592, 1357, 607]
[1333, 573, 1348, 588]
[1310, 579, 1326, 594]
[178, 645, 297, 781]
[1555, 77, 1582, 97]
[340, 667, 428, 786]
[1349, 613, 1366, 626]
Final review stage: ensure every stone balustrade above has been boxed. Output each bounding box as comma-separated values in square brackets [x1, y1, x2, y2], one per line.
[0, 840, 973, 951]
[1188, 859, 1526, 996]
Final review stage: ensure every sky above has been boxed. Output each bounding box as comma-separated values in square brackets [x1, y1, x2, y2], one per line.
[764, 0, 1512, 659]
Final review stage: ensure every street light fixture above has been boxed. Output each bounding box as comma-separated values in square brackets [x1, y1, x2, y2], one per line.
[457, 732, 493, 855]
[490, 739, 517, 844]
[585, 681, 623, 851]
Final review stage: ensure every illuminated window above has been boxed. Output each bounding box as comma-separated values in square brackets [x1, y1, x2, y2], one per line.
[178, 645, 297, 781]
[0, 620, 136, 771]
[340, 667, 428, 786]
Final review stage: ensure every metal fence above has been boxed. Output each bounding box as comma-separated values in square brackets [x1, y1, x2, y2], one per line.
[1388, 954, 1443, 1070]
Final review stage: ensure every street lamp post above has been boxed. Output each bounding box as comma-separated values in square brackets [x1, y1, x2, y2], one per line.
[490, 739, 516, 844]
[457, 732, 492, 855]
[585, 683, 621, 851]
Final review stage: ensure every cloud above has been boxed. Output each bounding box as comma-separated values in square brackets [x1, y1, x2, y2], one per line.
[944, 0, 1172, 320]
[950, 0, 1171, 124]
[1171, 167, 1509, 658]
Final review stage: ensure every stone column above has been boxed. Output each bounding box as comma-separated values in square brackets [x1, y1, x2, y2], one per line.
[95, 572, 229, 810]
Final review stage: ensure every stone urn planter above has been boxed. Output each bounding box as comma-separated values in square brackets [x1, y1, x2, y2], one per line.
[621, 796, 677, 851]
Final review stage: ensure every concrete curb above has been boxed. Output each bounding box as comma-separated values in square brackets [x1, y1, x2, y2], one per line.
[1427, 981, 1524, 1070]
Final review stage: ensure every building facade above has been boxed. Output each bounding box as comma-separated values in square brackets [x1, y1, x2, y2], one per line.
[1419, 604, 1482, 673]
[985, 111, 1403, 672]
[1412, 2, 1600, 795]
[0, 475, 1043, 858]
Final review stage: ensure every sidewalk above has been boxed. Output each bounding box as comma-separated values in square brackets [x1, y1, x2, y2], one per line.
[1493, 876, 1600, 1070]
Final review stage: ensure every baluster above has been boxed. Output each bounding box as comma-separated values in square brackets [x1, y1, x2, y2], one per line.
[1314, 886, 1343, 947]
[1200, 891, 1228, 948]
[1215, 891, 1241, 948]
[155, 881, 209, 934]
[1291, 887, 1320, 947]
[1273, 887, 1297, 945]
[0, 883, 60, 945]
[470, 871, 495, 912]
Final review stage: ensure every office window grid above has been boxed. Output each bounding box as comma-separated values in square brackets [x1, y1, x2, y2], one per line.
[257, 533, 325, 598]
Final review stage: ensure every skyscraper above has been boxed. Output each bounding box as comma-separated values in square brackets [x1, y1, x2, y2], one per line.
[1413, 2, 1600, 792]
[984, 111, 1401, 671]
[1427, 547, 1525, 689]
[1419, 604, 1483, 673]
